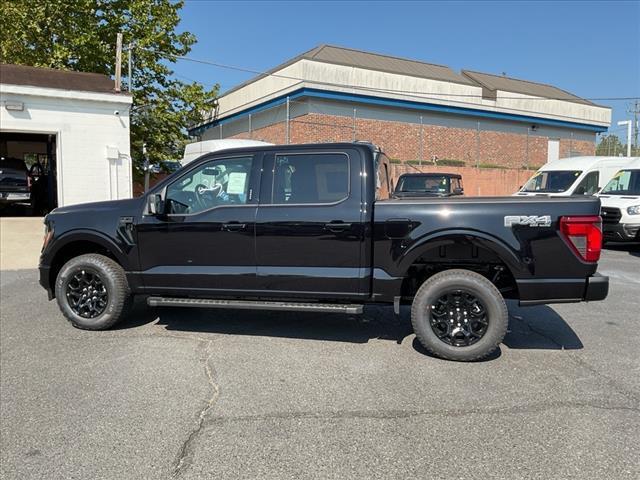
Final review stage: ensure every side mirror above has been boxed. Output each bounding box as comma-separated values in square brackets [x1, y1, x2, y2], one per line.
[453, 187, 464, 195]
[147, 193, 164, 215]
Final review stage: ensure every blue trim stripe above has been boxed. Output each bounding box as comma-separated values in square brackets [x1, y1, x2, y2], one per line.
[190, 87, 608, 136]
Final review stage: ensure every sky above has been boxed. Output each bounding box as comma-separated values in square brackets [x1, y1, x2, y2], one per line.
[174, 0, 640, 141]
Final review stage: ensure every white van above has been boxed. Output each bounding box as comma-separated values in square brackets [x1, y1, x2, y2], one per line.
[515, 156, 637, 197]
[597, 158, 640, 243]
[182, 139, 273, 165]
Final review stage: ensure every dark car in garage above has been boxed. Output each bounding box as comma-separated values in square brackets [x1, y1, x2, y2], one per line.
[0, 157, 30, 207]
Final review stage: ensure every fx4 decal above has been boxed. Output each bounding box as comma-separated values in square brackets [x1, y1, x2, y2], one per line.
[504, 215, 552, 228]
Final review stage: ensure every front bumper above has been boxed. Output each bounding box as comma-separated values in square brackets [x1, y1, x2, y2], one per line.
[39, 265, 54, 300]
[603, 223, 640, 242]
[517, 273, 609, 306]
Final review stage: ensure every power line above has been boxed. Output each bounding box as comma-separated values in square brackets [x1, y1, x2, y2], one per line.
[139, 47, 639, 103]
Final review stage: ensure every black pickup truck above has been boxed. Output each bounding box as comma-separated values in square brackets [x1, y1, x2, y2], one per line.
[39, 143, 608, 361]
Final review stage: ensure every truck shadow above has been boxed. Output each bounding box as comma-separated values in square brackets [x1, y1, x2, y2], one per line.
[603, 243, 640, 257]
[119, 298, 583, 358]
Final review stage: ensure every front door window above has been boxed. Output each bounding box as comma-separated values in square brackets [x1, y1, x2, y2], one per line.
[165, 156, 254, 214]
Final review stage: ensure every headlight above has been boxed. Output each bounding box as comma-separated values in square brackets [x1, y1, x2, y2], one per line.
[42, 219, 54, 251]
[627, 205, 640, 215]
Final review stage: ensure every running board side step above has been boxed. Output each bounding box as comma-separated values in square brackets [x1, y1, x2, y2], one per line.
[146, 297, 363, 314]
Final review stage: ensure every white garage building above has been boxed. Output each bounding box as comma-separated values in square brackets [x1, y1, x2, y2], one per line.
[1, 64, 133, 209]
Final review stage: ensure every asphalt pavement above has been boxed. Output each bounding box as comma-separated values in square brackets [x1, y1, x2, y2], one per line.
[1, 246, 639, 479]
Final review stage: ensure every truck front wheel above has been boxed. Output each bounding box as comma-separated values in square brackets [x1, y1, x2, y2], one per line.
[411, 269, 508, 361]
[55, 254, 132, 330]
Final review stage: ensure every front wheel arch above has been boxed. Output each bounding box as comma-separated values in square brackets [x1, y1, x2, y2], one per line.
[47, 234, 128, 296]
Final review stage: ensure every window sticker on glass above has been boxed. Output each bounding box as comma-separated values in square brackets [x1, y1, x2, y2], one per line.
[226, 172, 247, 195]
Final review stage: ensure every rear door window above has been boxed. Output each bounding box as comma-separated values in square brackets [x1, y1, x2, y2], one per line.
[271, 153, 349, 204]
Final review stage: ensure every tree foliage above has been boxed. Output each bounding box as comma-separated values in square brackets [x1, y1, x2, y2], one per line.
[596, 134, 638, 157]
[0, 0, 218, 168]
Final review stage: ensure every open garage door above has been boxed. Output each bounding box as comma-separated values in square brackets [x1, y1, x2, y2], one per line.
[0, 132, 57, 216]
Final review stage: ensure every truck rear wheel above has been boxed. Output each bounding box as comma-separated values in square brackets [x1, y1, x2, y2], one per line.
[55, 254, 132, 330]
[411, 269, 508, 361]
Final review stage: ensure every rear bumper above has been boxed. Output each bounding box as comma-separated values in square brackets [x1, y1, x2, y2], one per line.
[603, 223, 640, 242]
[584, 273, 609, 302]
[0, 191, 30, 203]
[517, 273, 609, 306]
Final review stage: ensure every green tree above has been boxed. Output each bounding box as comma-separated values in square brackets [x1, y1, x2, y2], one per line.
[596, 134, 626, 156]
[0, 0, 218, 170]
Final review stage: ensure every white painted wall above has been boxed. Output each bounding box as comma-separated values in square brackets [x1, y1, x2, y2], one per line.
[0, 84, 133, 207]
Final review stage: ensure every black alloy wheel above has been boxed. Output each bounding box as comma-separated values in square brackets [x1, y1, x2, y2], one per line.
[411, 269, 508, 362]
[429, 290, 488, 347]
[65, 269, 109, 318]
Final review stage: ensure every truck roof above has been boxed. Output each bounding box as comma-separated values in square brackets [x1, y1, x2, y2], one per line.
[539, 156, 639, 171]
[184, 141, 381, 163]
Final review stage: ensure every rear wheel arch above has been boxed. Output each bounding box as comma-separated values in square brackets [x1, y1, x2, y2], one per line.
[398, 231, 522, 299]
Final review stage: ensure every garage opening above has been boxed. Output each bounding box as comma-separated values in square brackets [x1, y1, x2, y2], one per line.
[0, 132, 58, 215]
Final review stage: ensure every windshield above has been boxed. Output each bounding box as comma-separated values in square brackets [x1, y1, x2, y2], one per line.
[522, 170, 582, 193]
[601, 169, 640, 195]
[397, 175, 451, 193]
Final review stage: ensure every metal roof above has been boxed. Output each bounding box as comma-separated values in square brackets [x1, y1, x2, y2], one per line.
[0, 64, 122, 94]
[221, 44, 474, 96]
[461, 70, 596, 106]
[305, 45, 474, 85]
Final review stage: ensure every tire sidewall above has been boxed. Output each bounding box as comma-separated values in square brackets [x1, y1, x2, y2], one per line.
[55, 256, 122, 329]
[412, 272, 507, 361]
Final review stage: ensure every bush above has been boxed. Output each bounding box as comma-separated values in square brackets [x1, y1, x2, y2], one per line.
[401, 159, 466, 167]
[437, 159, 466, 167]
[478, 163, 508, 169]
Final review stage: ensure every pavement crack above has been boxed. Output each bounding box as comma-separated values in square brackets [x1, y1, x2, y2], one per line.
[567, 353, 640, 403]
[510, 315, 639, 403]
[203, 400, 640, 425]
[172, 339, 220, 478]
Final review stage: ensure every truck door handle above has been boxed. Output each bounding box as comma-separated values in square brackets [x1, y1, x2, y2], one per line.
[222, 222, 246, 232]
[324, 222, 352, 232]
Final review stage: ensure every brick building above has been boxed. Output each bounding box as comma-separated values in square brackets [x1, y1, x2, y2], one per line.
[190, 45, 611, 171]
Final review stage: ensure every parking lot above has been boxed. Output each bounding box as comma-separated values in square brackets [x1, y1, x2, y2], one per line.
[0, 244, 638, 479]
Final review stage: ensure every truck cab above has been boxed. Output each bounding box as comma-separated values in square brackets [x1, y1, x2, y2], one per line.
[393, 172, 464, 198]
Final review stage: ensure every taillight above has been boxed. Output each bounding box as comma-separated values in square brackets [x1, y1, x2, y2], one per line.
[559, 216, 602, 262]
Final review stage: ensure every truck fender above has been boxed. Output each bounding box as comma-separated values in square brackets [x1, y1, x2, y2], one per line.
[47, 229, 132, 271]
[397, 228, 525, 277]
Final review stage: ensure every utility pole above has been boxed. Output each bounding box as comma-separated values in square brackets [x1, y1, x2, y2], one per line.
[285, 97, 290, 144]
[143, 143, 150, 192]
[127, 42, 133, 92]
[114, 33, 122, 93]
[618, 120, 632, 157]
[352, 107, 357, 142]
[629, 100, 639, 153]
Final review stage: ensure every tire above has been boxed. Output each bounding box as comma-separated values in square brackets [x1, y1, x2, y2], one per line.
[55, 254, 132, 330]
[411, 269, 508, 362]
